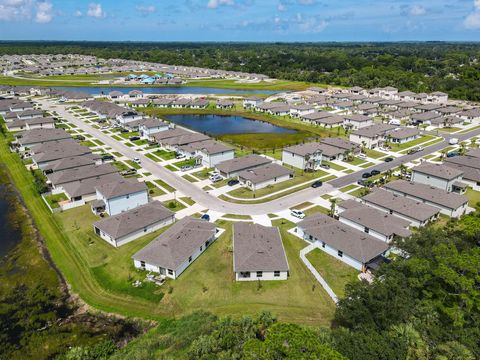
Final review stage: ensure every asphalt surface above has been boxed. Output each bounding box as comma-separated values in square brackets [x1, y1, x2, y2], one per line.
[41, 99, 480, 215]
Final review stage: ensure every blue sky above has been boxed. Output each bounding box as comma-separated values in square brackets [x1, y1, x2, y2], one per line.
[1, 0, 480, 41]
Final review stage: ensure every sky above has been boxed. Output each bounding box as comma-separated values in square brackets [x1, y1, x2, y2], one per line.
[1, 0, 480, 41]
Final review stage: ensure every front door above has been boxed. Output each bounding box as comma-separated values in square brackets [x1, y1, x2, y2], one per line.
[159, 267, 166, 275]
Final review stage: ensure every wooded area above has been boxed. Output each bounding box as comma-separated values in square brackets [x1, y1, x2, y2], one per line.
[1, 41, 480, 100]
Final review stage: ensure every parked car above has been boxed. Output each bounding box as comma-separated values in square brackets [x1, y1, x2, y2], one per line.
[175, 154, 186, 160]
[209, 174, 223, 183]
[133, 157, 141, 164]
[291, 210, 306, 219]
[384, 157, 394, 162]
[181, 165, 193, 172]
[358, 153, 367, 160]
[362, 172, 372, 178]
[319, 164, 330, 170]
[201, 214, 210, 222]
[120, 168, 137, 176]
[129, 136, 140, 141]
[447, 152, 459, 158]
[357, 179, 370, 186]
[408, 146, 424, 155]
[120, 128, 129, 133]
[311, 180, 323, 188]
[101, 155, 114, 161]
[227, 179, 239, 186]
[370, 169, 381, 176]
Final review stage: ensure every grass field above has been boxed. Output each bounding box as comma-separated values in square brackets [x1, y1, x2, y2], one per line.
[389, 135, 436, 152]
[465, 188, 480, 209]
[0, 135, 338, 325]
[306, 248, 358, 298]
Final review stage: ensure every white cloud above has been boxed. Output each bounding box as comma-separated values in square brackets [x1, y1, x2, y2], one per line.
[35, 0, 53, 23]
[207, 0, 234, 9]
[87, 2, 105, 18]
[74, 9, 82, 17]
[0, 0, 54, 23]
[464, 0, 480, 29]
[136, 4, 156, 15]
[410, 4, 425, 16]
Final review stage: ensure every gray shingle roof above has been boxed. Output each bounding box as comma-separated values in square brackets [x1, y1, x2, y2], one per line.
[362, 189, 439, 222]
[338, 201, 412, 238]
[383, 180, 468, 210]
[216, 155, 271, 174]
[412, 162, 463, 180]
[132, 216, 216, 270]
[238, 164, 293, 184]
[17, 128, 71, 146]
[297, 213, 389, 263]
[96, 178, 147, 199]
[47, 163, 118, 186]
[94, 201, 174, 240]
[233, 223, 289, 272]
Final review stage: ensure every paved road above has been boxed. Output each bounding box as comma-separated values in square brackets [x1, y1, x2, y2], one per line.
[41, 100, 480, 215]
[330, 127, 480, 188]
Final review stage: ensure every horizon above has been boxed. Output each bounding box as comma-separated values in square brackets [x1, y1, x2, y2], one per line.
[1, 1, 480, 42]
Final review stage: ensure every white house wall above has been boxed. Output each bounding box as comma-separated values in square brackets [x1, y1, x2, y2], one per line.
[235, 270, 288, 281]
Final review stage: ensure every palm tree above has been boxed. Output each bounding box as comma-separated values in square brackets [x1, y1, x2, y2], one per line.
[399, 163, 408, 178]
[329, 198, 337, 217]
[459, 142, 467, 156]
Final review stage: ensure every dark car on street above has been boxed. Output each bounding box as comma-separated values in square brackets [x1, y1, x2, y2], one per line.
[362, 172, 372, 178]
[311, 180, 323, 188]
[370, 169, 381, 176]
[384, 157, 394, 162]
[227, 179, 239, 186]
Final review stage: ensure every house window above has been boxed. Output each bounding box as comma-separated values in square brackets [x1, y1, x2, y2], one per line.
[140, 261, 145, 268]
[240, 272, 250, 278]
[364, 227, 370, 234]
[126, 195, 129, 199]
[144, 228, 147, 232]
[389, 210, 393, 215]
[274, 271, 280, 277]
[256, 271, 263, 278]
[309, 235, 313, 241]
[322, 242, 326, 248]
[188, 256, 192, 263]
[338, 250, 343, 258]
[168, 269, 173, 275]
[200, 246, 203, 251]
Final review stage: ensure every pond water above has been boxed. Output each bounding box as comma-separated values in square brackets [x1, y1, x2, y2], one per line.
[164, 114, 297, 136]
[0, 184, 22, 258]
[53, 86, 282, 95]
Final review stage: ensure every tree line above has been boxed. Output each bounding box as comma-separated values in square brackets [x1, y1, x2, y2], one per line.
[1, 41, 480, 100]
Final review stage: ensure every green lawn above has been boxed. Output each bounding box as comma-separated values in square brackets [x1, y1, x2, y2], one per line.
[165, 164, 178, 172]
[465, 188, 480, 209]
[389, 135, 436, 152]
[163, 200, 186, 212]
[306, 248, 359, 298]
[346, 157, 367, 166]
[192, 168, 214, 180]
[321, 161, 346, 171]
[179, 197, 195, 206]
[125, 160, 141, 170]
[112, 161, 130, 172]
[119, 131, 139, 139]
[79, 140, 97, 148]
[304, 206, 330, 216]
[182, 174, 198, 183]
[145, 181, 166, 197]
[44, 193, 68, 209]
[133, 139, 149, 146]
[153, 149, 176, 160]
[340, 184, 359, 193]
[145, 153, 162, 162]
[173, 158, 197, 168]
[363, 148, 386, 159]
[154, 179, 176, 192]
[222, 214, 252, 220]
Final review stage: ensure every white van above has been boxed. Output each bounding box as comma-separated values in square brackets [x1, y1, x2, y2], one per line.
[449, 138, 459, 145]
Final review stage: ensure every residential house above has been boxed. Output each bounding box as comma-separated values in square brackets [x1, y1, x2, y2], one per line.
[343, 114, 374, 130]
[295, 213, 389, 271]
[383, 180, 468, 218]
[139, 119, 169, 138]
[215, 155, 272, 178]
[95, 178, 148, 216]
[15, 128, 71, 151]
[178, 140, 234, 167]
[387, 127, 420, 144]
[444, 155, 480, 191]
[132, 217, 217, 279]
[233, 223, 289, 281]
[336, 200, 411, 242]
[411, 162, 465, 192]
[349, 123, 397, 149]
[362, 189, 440, 227]
[238, 163, 294, 191]
[282, 143, 323, 170]
[93, 201, 175, 247]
